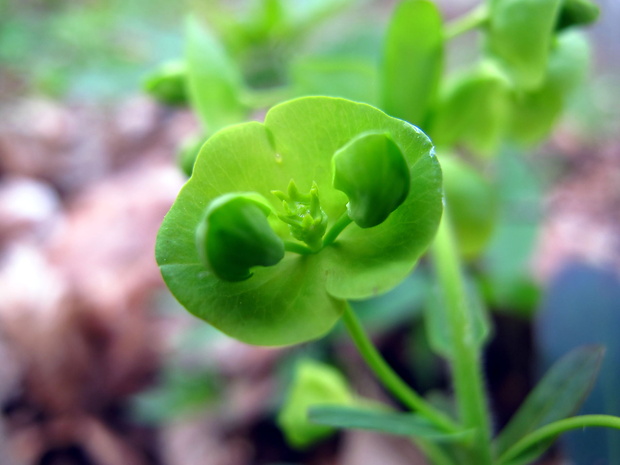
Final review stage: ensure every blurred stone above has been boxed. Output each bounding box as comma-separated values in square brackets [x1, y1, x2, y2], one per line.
[46, 163, 184, 312]
[0, 97, 198, 196]
[0, 176, 61, 246]
[534, 140, 620, 281]
[162, 417, 251, 465]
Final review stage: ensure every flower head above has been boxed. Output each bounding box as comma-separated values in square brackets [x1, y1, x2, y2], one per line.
[156, 97, 442, 346]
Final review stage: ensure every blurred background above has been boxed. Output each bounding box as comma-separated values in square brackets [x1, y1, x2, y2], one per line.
[0, 0, 619, 464]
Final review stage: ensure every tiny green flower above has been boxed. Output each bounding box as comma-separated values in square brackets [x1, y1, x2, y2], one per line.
[272, 180, 328, 251]
[156, 97, 442, 346]
[196, 192, 285, 282]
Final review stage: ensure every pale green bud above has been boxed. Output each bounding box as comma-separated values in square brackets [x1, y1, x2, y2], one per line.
[143, 60, 188, 106]
[277, 360, 352, 449]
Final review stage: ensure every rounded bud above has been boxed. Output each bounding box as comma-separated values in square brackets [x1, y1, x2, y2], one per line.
[196, 193, 285, 282]
[143, 61, 188, 106]
[332, 132, 410, 228]
[277, 360, 352, 449]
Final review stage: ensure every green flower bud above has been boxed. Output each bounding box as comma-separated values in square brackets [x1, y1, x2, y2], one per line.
[143, 61, 188, 106]
[556, 0, 600, 31]
[196, 193, 284, 282]
[332, 132, 410, 228]
[277, 360, 352, 449]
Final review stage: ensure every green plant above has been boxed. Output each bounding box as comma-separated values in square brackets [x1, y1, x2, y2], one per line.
[155, 1, 619, 464]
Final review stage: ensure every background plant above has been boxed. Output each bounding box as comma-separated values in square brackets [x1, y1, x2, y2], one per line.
[153, 1, 620, 464]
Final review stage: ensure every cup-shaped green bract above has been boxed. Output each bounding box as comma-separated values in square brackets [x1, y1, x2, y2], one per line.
[196, 193, 285, 282]
[333, 132, 410, 228]
[429, 61, 511, 157]
[440, 155, 498, 259]
[156, 97, 442, 346]
[508, 30, 590, 145]
[486, 0, 562, 90]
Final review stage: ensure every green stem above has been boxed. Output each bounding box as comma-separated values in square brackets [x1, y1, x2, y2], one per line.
[498, 415, 620, 464]
[284, 241, 315, 255]
[342, 305, 460, 434]
[414, 439, 458, 465]
[323, 212, 353, 247]
[444, 4, 489, 40]
[430, 213, 492, 464]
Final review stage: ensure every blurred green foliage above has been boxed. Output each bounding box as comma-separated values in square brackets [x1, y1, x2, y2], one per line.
[0, 0, 184, 99]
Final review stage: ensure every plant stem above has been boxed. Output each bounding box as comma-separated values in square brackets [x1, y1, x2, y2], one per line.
[342, 304, 460, 434]
[284, 241, 315, 255]
[415, 438, 458, 465]
[323, 212, 353, 247]
[444, 4, 489, 40]
[431, 213, 492, 464]
[498, 415, 620, 464]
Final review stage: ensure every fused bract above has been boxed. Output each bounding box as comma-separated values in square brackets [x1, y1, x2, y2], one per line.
[156, 97, 442, 346]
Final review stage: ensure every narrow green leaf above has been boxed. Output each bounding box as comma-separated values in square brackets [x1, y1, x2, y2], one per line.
[185, 16, 247, 132]
[500, 444, 549, 465]
[309, 405, 468, 441]
[494, 345, 605, 456]
[486, 0, 563, 90]
[498, 415, 620, 465]
[382, 0, 443, 126]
